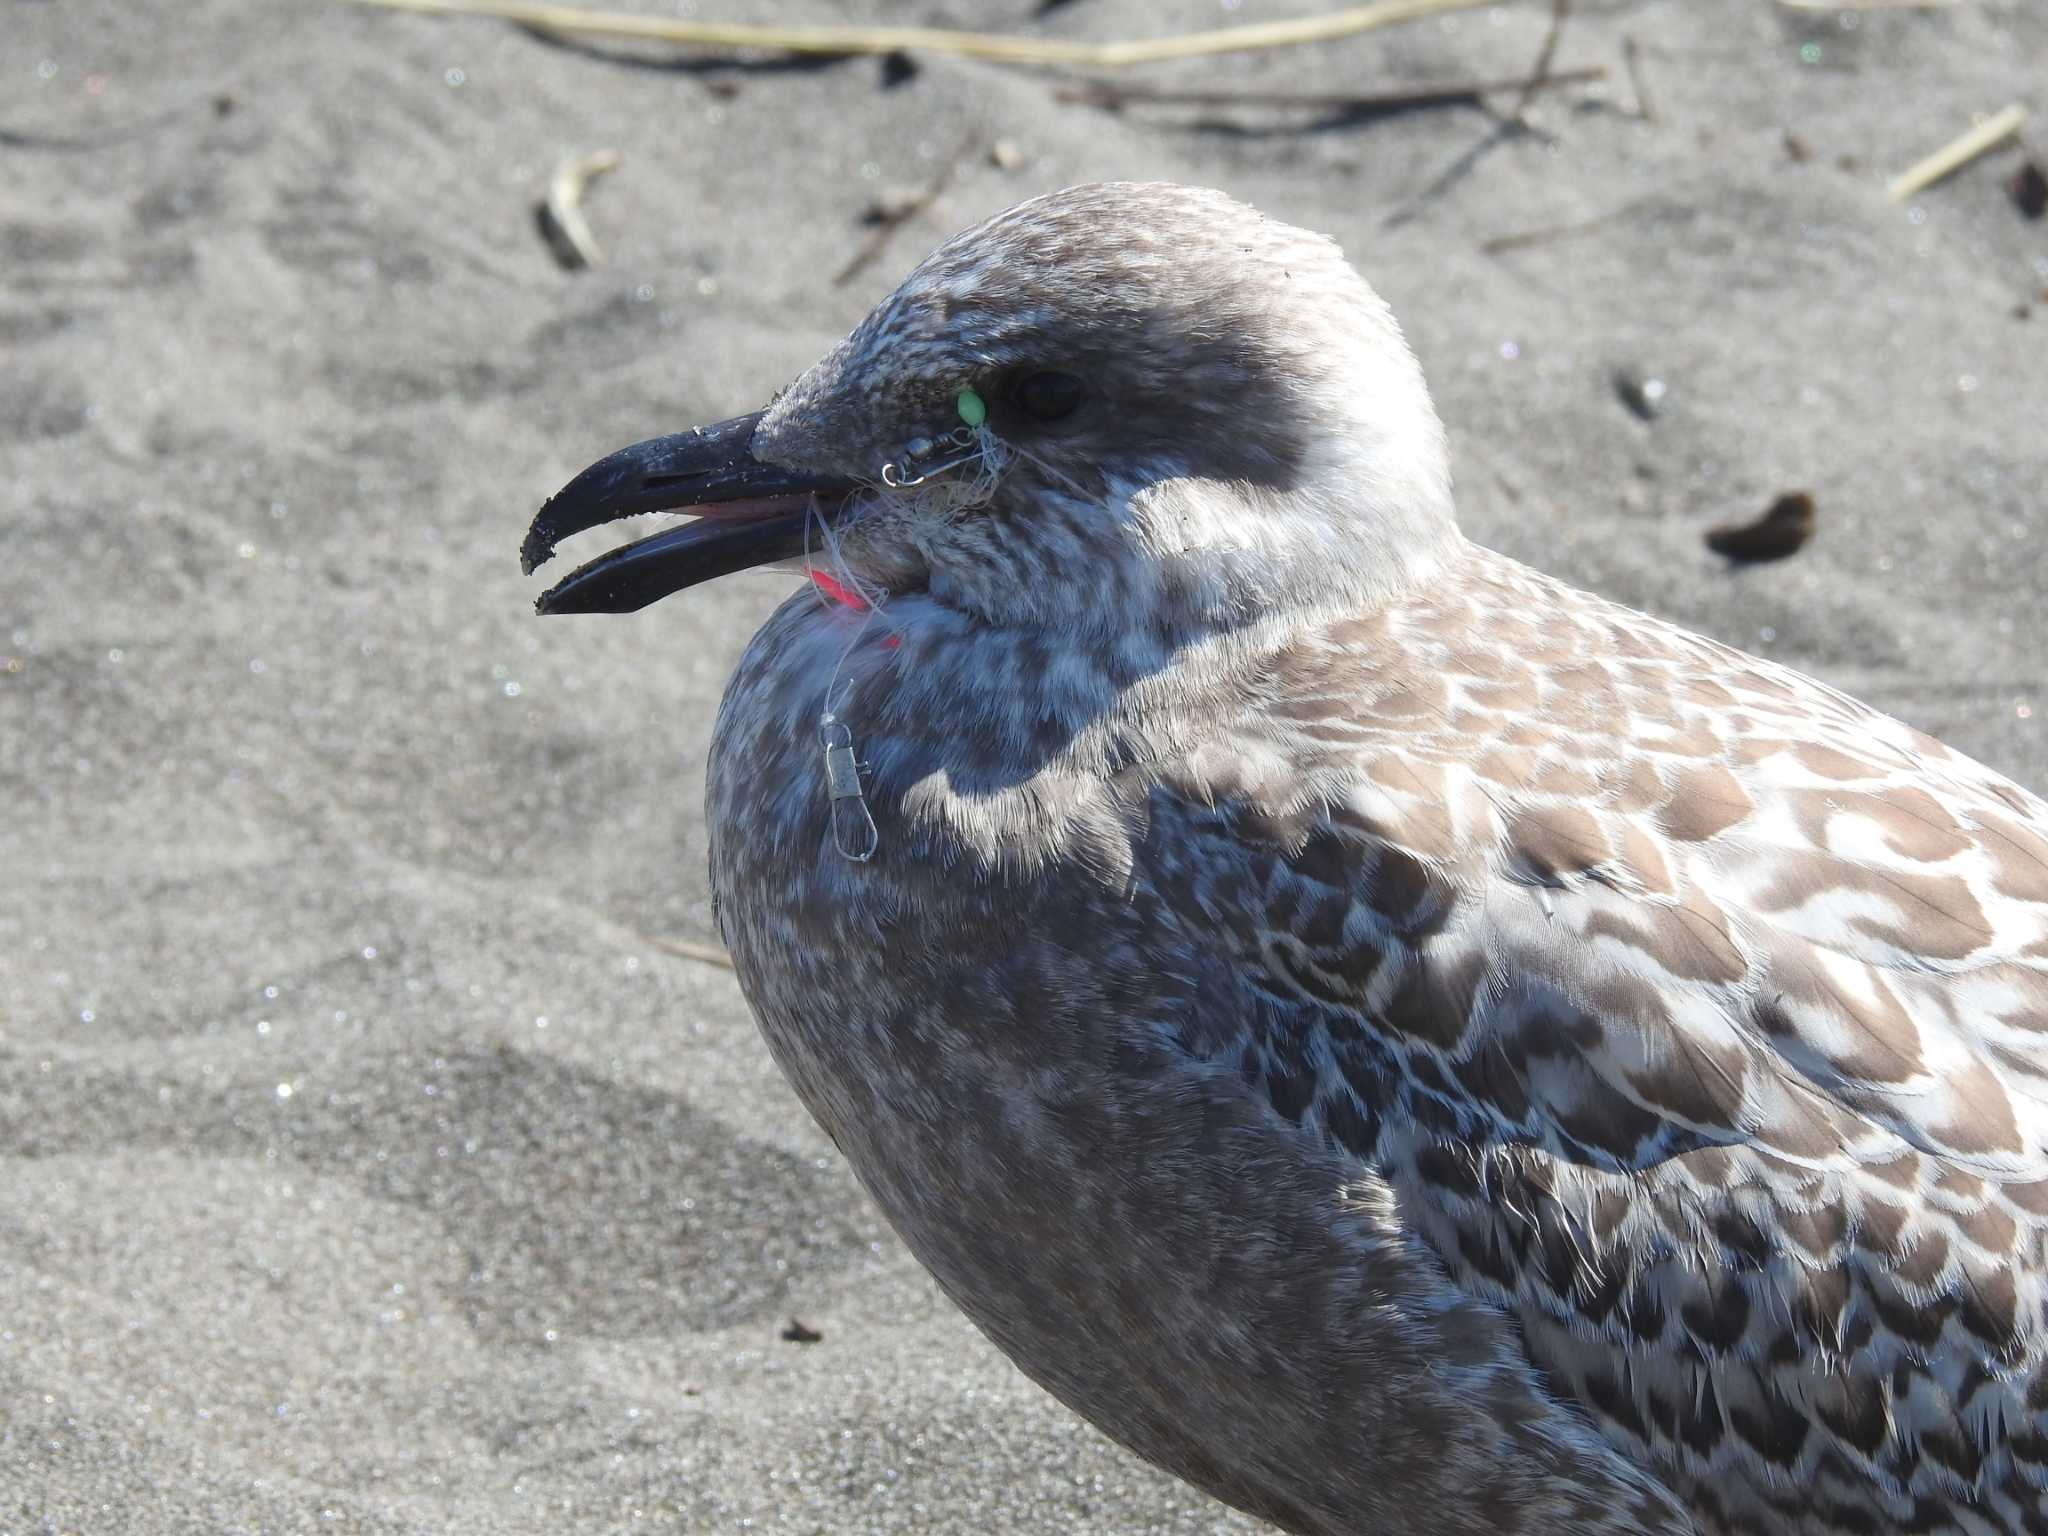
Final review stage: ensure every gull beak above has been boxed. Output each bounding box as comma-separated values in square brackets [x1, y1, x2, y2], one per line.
[521, 409, 858, 614]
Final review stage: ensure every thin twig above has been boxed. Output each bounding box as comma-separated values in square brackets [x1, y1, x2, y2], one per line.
[0, 91, 235, 151]
[1058, 66, 1606, 115]
[539, 148, 622, 268]
[0, 116, 181, 151]
[1480, 203, 1640, 254]
[345, 0, 1488, 66]
[1508, 0, 1570, 123]
[1886, 103, 2027, 202]
[647, 936, 736, 969]
[835, 143, 970, 287]
[1379, 1, 1571, 232]
[1621, 35, 1656, 123]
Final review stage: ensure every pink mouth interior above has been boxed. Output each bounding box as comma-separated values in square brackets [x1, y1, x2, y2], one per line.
[687, 494, 818, 523]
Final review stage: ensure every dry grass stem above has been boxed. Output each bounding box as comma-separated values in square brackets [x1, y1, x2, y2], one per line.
[1776, 0, 1957, 10]
[347, 0, 1487, 66]
[648, 936, 737, 969]
[1887, 104, 2028, 202]
[1480, 204, 1639, 254]
[1059, 66, 1606, 115]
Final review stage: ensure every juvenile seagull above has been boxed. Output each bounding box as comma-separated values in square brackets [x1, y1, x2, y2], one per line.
[524, 183, 2048, 1536]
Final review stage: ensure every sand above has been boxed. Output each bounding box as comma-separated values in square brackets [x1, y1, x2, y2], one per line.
[2, 0, 2043, 1530]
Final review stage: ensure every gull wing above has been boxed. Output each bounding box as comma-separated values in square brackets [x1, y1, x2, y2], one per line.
[1153, 549, 2048, 1529]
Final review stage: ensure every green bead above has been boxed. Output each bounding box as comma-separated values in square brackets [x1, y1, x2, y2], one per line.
[956, 388, 987, 428]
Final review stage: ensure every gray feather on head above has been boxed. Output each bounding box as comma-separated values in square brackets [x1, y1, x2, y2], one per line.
[752, 182, 1460, 634]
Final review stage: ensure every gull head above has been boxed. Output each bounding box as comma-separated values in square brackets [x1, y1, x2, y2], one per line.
[523, 182, 1459, 633]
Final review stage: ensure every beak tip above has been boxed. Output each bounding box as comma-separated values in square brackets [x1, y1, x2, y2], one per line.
[521, 503, 566, 577]
[520, 412, 842, 615]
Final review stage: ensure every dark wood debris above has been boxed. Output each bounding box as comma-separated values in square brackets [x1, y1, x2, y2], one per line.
[1706, 492, 1816, 565]
[2010, 160, 2047, 221]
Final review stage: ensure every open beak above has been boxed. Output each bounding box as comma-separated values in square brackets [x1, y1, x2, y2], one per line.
[521, 410, 858, 614]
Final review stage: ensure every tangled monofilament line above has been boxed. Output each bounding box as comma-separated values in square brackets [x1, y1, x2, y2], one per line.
[805, 424, 1016, 862]
[805, 422, 1016, 626]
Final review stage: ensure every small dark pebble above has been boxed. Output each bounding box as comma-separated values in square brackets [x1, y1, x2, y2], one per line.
[213, 92, 236, 118]
[1706, 492, 1816, 565]
[879, 50, 920, 89]
[2018, 304, 2034, 322]
[702, 78, 742, 101]
[781, 1317, 825, 1344]
[1783, 131, 1812, 163]
[1614, 369, 1667, 422]
[2010, 161, 2047, 221]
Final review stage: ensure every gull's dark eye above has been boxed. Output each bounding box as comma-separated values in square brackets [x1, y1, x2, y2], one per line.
[1011, 370, 1084, 423]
